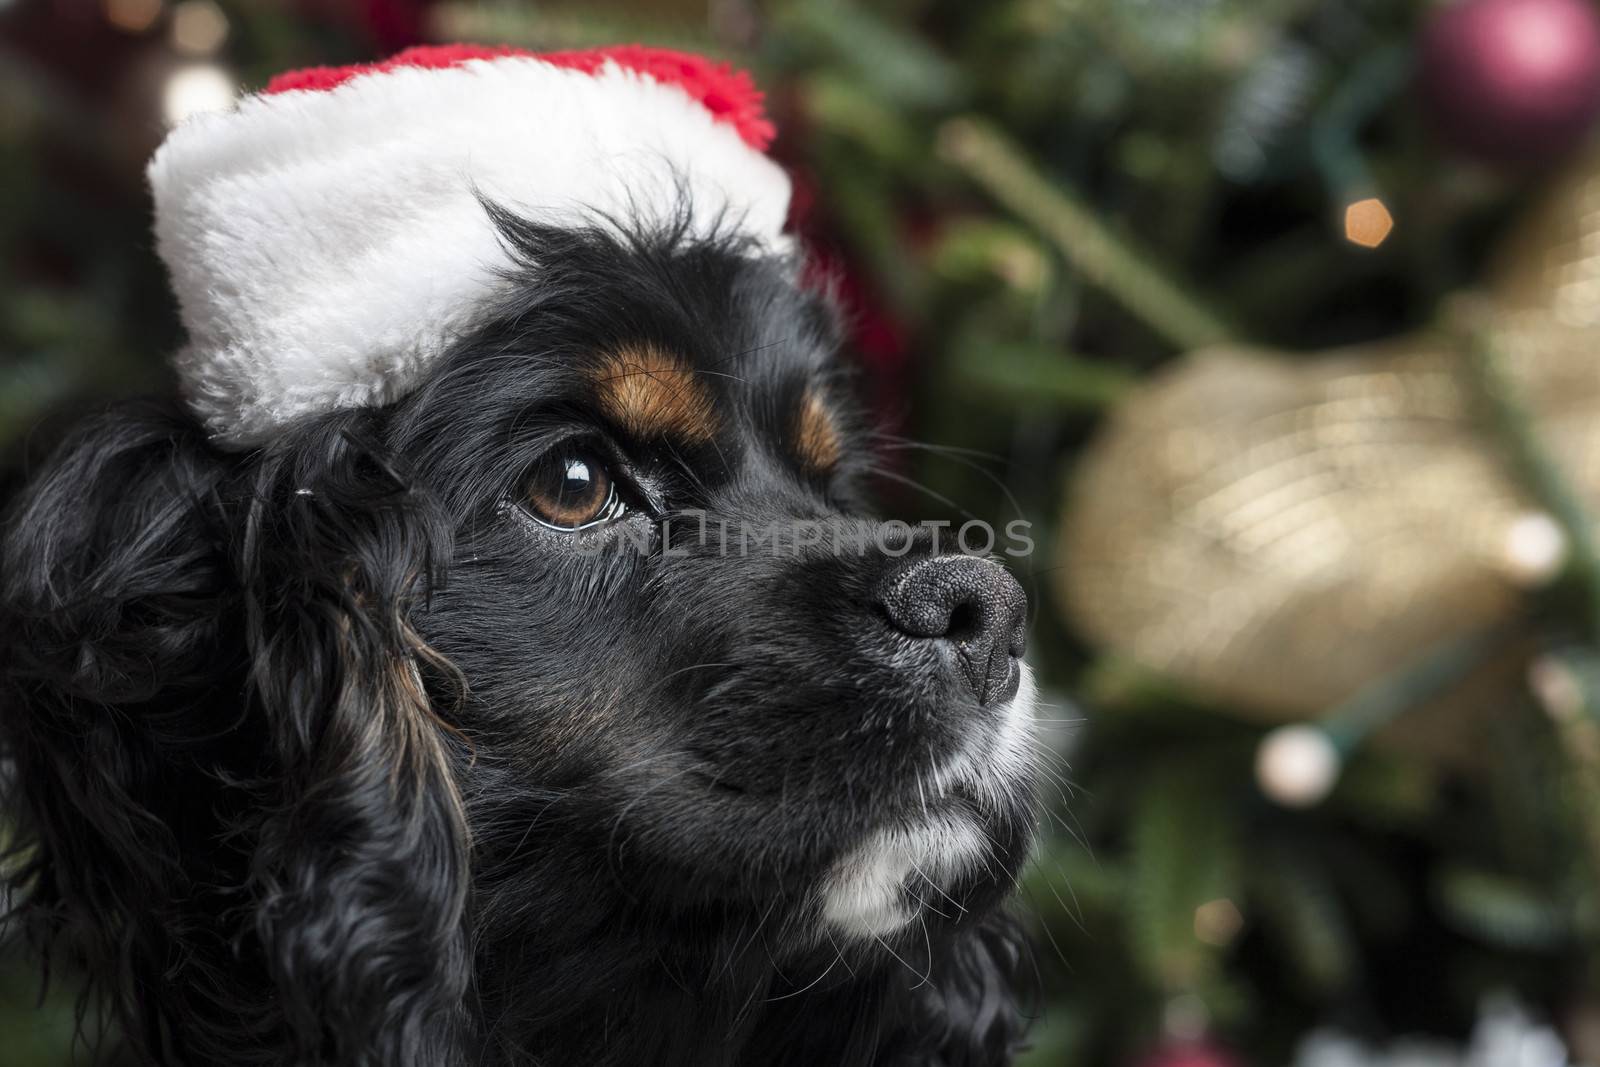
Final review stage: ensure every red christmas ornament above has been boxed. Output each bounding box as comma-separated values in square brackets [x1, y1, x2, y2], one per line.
[1132, 1040, 1243, 1067]
[1419, 0, 1600, 163]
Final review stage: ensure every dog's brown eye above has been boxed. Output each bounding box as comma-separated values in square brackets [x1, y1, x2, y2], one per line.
[522, 449, 621, 530]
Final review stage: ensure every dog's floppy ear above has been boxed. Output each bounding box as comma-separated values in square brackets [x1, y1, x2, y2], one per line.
[0, 401, 235, 1054]
[239, 416, 472, 1065]
[1, 404, 472, 1063]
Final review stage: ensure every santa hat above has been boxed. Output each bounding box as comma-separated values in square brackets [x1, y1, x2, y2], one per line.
[148, 45, 792, 447]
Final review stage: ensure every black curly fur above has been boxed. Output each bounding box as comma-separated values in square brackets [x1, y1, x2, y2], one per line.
[0, 211, 1038, 1065]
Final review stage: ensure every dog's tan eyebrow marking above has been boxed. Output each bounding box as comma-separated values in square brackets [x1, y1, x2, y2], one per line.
[793, 387, 841, 474]
[590, 344, 719, 444]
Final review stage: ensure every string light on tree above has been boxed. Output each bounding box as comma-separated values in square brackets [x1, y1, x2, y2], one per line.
[1192, 898, 1245, 947]
[1255, 724, 1342, 808]
[1501, 510, 1569, 587]
[1162, 992, 1211, 1044]
[1528, 653, 1586, 722]
[170, 0, 229, 57]
[162, 64, 235, 126]
[1343, 197, 1394, 249]
[103, 0, 162, 33]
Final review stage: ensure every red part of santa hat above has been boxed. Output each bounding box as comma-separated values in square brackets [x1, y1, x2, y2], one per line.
[265, 44, 777, 151]
[148, 44, 792, 448]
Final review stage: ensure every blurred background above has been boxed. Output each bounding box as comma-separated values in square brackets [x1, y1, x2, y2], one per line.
[5, 0, 1600, 1064]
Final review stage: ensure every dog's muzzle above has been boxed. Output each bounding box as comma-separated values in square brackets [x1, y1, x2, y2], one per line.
[878, 555, 1027, 707]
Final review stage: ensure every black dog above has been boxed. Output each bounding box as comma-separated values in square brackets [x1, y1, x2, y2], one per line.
[0, 207, 1040, 1065]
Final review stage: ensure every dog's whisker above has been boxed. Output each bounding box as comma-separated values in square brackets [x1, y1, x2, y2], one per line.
[764, 950, 842, 1002]
[872, 930, 933, 988]
[603, 764, 699, 894]
[905, 854, 968, 916]
[716, 893, 781, 985]
[869, 431, 1007, 465]
[650, 660, 738, 688]
[1020, 882, 1075, 970]
[861, 464, 984, 524]
[870, 436, 1028, 526]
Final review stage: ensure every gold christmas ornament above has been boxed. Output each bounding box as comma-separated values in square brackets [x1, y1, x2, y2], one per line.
[1059, 152, 1600, 740]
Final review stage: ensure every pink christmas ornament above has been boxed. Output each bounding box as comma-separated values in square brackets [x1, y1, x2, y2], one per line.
[1419, 0, 1600, 163]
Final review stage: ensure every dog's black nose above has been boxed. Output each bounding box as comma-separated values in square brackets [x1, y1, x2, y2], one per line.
[879, 555, 1027, 706]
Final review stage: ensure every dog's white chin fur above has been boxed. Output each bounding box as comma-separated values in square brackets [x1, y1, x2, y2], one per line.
[818, 664, 1037, 940]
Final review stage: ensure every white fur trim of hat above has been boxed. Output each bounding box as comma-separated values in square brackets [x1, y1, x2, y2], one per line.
[147, 44, 794, 447]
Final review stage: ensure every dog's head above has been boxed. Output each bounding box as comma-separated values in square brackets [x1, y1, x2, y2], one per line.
[408, 215, 1039, 933]
[1, 48, 1039, 1067]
